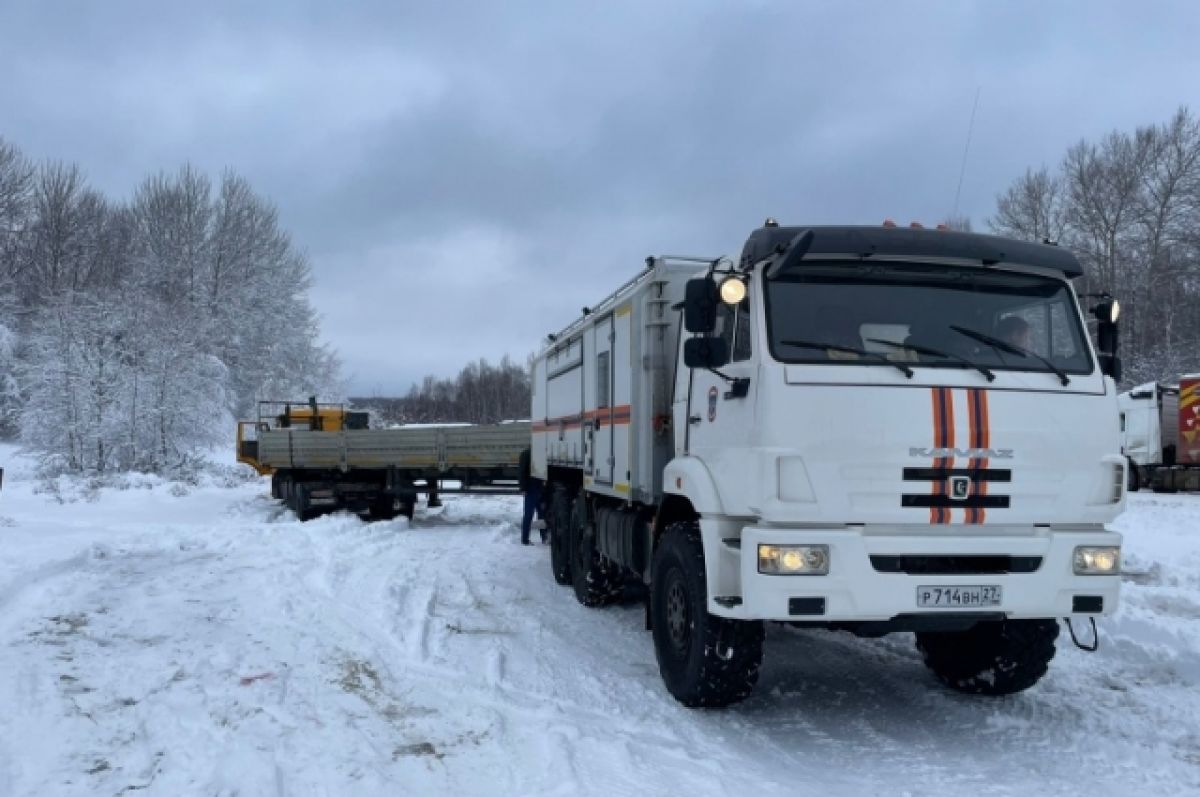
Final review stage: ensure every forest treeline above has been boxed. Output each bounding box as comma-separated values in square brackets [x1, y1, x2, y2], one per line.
[0, 137, 338, 473]
[352, 356, 531, 427]
[989, 106, 1200, 385]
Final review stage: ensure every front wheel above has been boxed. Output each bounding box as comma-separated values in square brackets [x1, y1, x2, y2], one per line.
[650, 521, 763, 707]
[915, 619, 1059, 696]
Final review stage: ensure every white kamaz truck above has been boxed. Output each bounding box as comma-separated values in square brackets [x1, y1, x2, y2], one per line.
[531, 221, 1126, 707]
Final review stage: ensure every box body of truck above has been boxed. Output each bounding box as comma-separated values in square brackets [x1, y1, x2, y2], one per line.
[533, 224, 1126, 706]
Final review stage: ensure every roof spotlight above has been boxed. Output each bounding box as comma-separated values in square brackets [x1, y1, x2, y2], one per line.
[719, 276, 747, 305]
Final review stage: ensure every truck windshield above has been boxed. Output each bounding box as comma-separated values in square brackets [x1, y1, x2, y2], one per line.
[764, 262, 1094, 377]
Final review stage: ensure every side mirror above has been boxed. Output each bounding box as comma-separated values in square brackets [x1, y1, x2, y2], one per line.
[684, 336, 730, 369]
[1092, 298, 1120, 324]
[684, 277, 719, 334]
[1097, 320, 1120, 379]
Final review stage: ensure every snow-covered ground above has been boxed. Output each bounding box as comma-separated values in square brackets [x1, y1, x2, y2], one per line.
[1, 445, 1198, 796]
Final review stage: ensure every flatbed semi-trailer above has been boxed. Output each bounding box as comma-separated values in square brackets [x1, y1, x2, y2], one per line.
[238, 400, 529, 519]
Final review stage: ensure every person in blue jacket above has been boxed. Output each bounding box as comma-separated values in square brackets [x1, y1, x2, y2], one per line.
[518, 448, 545, 545]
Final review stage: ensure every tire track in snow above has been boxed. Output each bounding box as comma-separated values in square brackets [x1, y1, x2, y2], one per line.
[272, 516, 758, 791]
[0, 548, 94, 618]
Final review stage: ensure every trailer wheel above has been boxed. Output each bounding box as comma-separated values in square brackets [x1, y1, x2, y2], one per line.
[271, 472, 284, 499]
[650, 521, 763, 707]
[569, 495, 620, 607]
[290, 484, 317, 522]
[548, 486, 573, 585]
[367, 497, 397, 522]
[277, 474, 293, 503]
[1151, 473, 1177, 494]
[1126, 458, 1139, 492]
[915, 618, 1059, 696]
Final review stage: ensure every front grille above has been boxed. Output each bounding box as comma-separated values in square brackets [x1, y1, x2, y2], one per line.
[901, 467, 1012, 511]
[902, 467, 1011, 482]
[870, 555, 1042, 575]
[901, 494, 1010, 508]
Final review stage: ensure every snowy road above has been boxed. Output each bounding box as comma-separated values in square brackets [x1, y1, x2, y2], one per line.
[1, 458, 1198, 795]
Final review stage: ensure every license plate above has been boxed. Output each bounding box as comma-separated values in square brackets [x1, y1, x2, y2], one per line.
[916, 585, 1002, 608]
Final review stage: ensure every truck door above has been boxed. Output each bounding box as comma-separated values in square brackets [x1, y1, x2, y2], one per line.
[592, 314, 615, 484]
[681, 295, 758, 513]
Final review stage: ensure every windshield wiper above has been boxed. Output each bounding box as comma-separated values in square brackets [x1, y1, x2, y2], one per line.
[949, 325, 1070, 386]
[781, 339, 914, 378]
[867, 338, 995, 382]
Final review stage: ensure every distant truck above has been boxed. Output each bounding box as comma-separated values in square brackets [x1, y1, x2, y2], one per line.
[532, 221, 1126, 707]
[1119, 376, 1200, 492]
[238, 399, 528, 519]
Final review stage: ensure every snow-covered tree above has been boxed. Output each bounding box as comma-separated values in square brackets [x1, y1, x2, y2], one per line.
[989, 107, 1200, 386]
[3, 144, 340, 473]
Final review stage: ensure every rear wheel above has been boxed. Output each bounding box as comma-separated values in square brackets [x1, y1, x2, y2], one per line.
[915, 619, 1059, 696]
[569, 495, 620, 607]
[548, 485, 573, 585]
[290, 483, 318, 522]
[650, 521, 763, 707]
[367, 496, 398, 522]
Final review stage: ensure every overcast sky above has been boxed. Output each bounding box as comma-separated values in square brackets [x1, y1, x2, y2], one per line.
[2, 1, 1198, 395]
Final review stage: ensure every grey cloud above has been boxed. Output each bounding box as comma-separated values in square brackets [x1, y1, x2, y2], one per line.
[3, 1, 1198, 393]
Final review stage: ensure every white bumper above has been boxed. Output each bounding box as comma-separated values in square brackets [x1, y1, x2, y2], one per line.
[711, 525, 1122, 622]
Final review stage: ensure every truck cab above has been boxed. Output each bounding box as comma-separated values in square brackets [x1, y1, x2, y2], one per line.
[1119, 377, 1200, 491]
[535, 222, 1126, 707]
[674, 225, 1124, 622]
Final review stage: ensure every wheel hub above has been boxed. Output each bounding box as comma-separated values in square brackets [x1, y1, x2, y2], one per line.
[665, 574, 690, 651]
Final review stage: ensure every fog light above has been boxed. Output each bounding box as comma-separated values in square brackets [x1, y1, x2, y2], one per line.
[759, 544, 829, 575]
[1073, 546, 1120, 575]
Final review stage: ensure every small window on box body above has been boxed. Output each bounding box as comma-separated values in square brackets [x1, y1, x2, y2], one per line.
[596, 351, 610, 409]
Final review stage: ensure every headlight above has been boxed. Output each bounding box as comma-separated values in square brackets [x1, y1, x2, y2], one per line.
[1073, 546, 1120, 575]
[758, 544, 829, 575]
